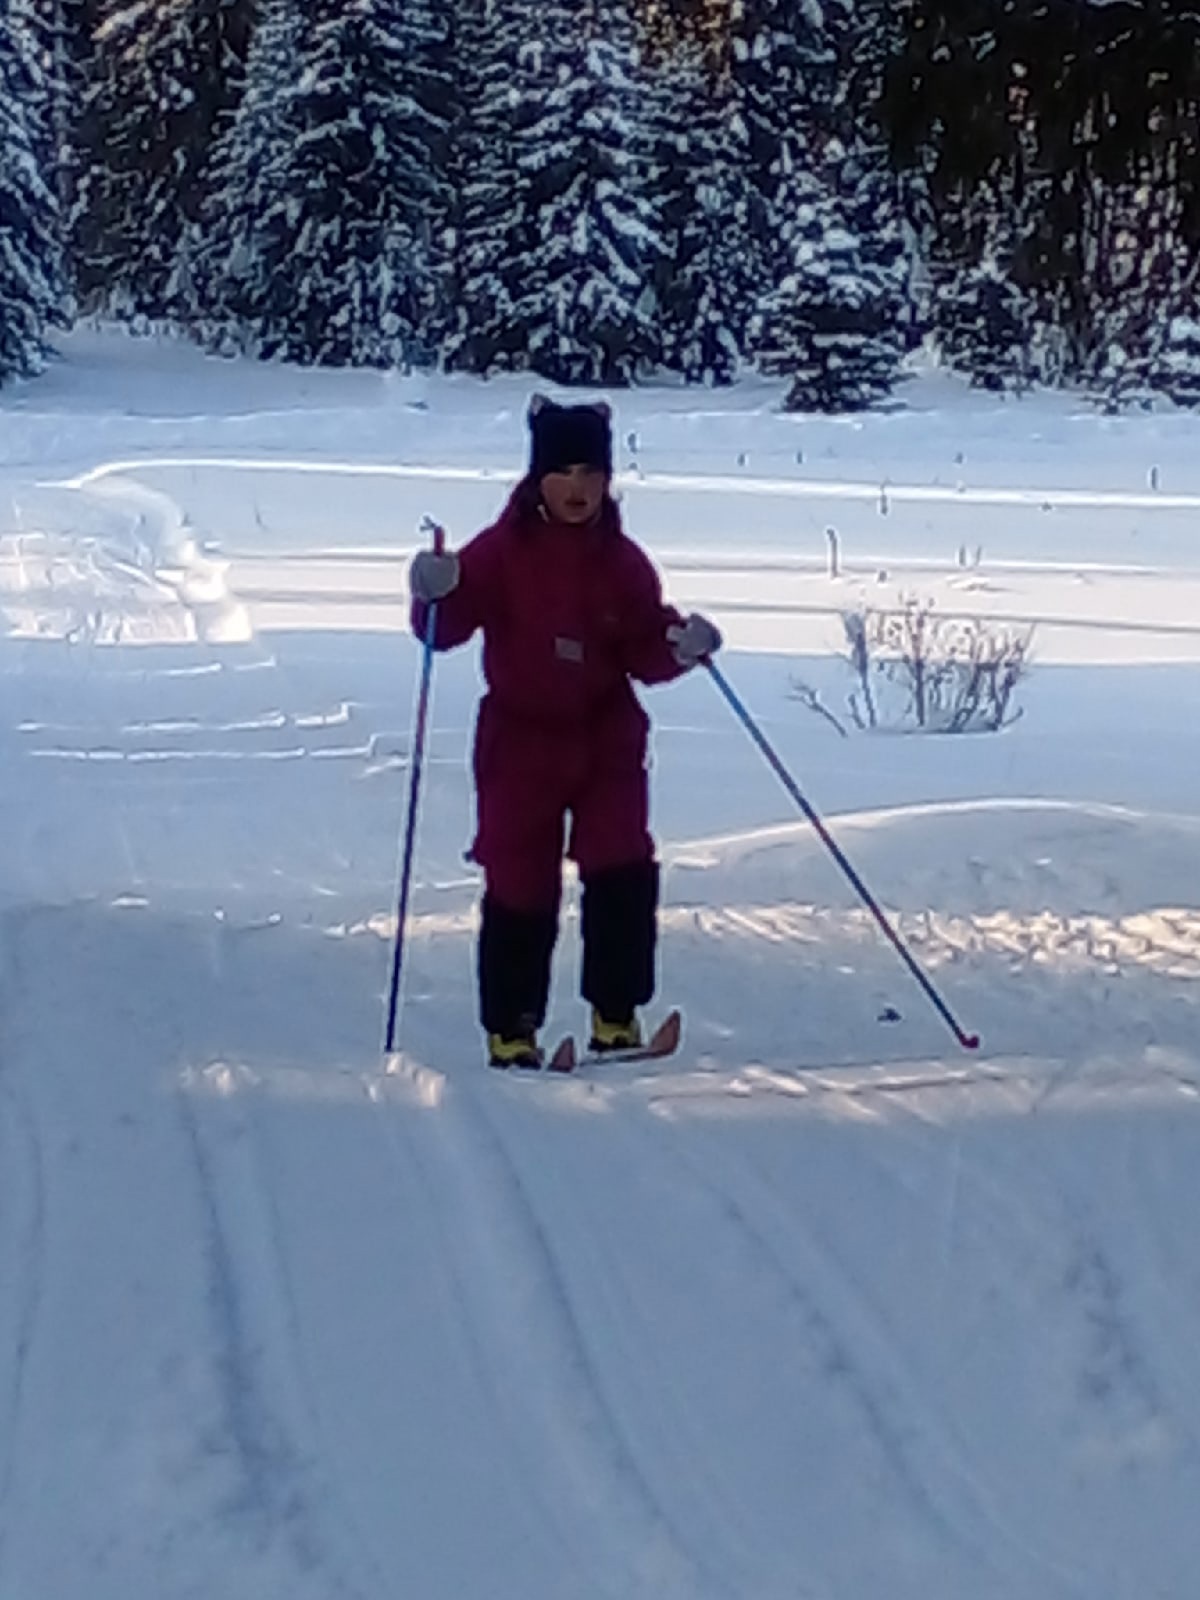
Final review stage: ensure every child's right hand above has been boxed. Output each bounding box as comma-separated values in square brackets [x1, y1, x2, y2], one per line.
[410, 549, 460, 603]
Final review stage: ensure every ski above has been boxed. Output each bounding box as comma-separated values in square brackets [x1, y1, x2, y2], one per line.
[546, 1009, 682, 1074]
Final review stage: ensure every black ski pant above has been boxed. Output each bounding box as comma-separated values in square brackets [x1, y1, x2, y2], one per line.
[478, 861, 659, 1038]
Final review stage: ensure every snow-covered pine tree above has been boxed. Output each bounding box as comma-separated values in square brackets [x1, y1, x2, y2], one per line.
[828, 0, 918, 316]
[830, 0, 896, 131]
[61, 0, 104, 80]
[1146, 306, 1200, 408]
[833, 136, 917, 338]
[1082, 180, 1194, 410]
[645, 32, 754, 383]
[0, 1, 67, 384]
[749, 174, 906, 412]
[428, 0, 477, 354]
[519, 0, 666, 385]
[194, 0, 451, 367]
[726, 0, 838, 182]
[441, 0, 528, 373]
[724, 0, 840, 280]
[71, 0, 254, 321]
[450, 0, 664, 384]
[15, 0, 65, 166]
[885, 0, 1200, 389]
[1092, 337, 1155, 415]
[185, 0, 299, 349]
[935, 257, 1033, 391]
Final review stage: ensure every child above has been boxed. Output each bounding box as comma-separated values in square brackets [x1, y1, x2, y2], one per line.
[409, 395, 721, 1068]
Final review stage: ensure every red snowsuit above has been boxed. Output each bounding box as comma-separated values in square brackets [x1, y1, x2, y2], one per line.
[412, 485, 686, 913]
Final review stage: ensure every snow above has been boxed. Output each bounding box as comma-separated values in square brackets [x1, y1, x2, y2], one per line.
[1, 326, 1199, 1599]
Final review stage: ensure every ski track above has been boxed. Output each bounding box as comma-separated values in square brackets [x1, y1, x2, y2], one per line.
[0, 1076, 46, 1569]
[804, 1086, 1153, 1594]
[1051, 1151, 1200, 1471]
[425, 1049, 1123, 1600]
[0, 912, 48, 1574]
[644, 1105, 1092, 1600]
[377, 1060, 726, 1600]
[456, 1052, 1181, 1600]
[838, 1053, 1200, 1488]
[629, 1045, 1200, 1600]
[363, 1063, 626, 1596]
[479, 1077, 830, 1600]
[1125, 1123, 1200, 1429]
[179, 1081, 371, 1600]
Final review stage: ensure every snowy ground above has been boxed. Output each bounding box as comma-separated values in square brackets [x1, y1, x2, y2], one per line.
[1, 328, 1198, 1599]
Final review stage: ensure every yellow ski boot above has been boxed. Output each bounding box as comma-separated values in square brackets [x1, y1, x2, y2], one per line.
[588, 1010, 643, 1054]
[487, 1032, 543, 1070]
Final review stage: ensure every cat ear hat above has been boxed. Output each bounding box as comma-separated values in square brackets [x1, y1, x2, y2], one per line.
[528, 393, 613, 479]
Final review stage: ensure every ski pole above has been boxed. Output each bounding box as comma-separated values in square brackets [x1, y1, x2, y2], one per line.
[384, 517, 445, 1056]
[703, 659, 980, 1052]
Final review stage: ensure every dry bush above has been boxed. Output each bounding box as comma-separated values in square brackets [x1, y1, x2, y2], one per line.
[839, 597, 1033, 733]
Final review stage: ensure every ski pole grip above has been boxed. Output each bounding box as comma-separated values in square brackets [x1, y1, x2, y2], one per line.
[418, 514, 447, 555]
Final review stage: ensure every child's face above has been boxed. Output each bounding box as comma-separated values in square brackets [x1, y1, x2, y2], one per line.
[540, 465, 607, 525]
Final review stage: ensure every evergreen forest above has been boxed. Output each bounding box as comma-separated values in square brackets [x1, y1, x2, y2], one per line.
[3, 0, 1199, 410]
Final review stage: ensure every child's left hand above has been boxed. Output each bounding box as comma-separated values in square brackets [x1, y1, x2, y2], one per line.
[667, 613, 722, 667]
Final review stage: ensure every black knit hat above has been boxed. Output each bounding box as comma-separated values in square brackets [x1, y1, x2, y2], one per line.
[528, 395, 613, 479]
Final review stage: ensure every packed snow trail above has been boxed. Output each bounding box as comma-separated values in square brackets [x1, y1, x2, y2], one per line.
[2, 572, 1200, 1599]
[56, 451, 1200, 513]
[3, 794, 1200, 1597]
[45, 454, 1200, 580]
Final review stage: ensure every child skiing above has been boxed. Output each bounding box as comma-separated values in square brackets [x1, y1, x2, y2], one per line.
[408, 396, 721, 1068]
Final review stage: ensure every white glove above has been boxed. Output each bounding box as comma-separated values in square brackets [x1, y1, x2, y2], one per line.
[410, 549, 460, 603]
[667, 613, 722, 667]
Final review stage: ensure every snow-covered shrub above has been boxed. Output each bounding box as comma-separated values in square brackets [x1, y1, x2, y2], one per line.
[841, 597, 1031, 733]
